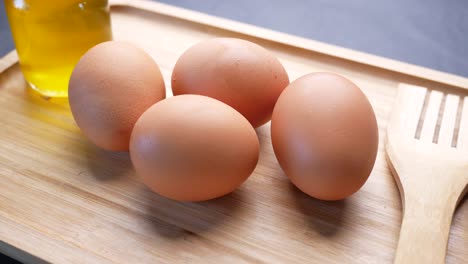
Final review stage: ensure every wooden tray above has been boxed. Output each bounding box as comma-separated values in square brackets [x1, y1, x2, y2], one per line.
[0, 0, 466, 263]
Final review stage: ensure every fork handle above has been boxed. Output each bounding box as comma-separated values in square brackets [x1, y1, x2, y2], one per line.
[394, 193, 459, 264]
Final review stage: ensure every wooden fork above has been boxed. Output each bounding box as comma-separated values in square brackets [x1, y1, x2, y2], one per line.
[386, 84, 468, 264]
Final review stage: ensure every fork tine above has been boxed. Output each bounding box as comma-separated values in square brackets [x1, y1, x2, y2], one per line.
[419, 90, 443, 142]
[390, 84, 427, 138]
[438, 94, 459, 146]
[456, 96, 468, 150]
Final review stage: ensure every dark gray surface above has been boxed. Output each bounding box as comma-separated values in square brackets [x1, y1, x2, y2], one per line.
[0, 0, 467, 263]
[156, 0, 468, 77]
[0, 254, 21, 264]
[0, 3, 12, 55]
[1, 0, 468, 77]
[0, 254, 20, 264]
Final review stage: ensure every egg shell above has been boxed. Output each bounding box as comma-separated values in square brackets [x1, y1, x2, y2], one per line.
[171, 38, 289, 128]
[130, 95, 260, 202]
[271, 72, 379, 201]
[69, 41, 166, 151]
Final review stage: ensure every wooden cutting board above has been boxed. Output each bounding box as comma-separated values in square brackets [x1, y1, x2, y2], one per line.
[0, 0, 466, 263]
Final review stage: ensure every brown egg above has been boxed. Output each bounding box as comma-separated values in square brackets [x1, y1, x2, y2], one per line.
[69, 41, 166, 151]
[271, 72, 378, 200]
[171, 38, 289, 128]
[130, 95, 259, 201]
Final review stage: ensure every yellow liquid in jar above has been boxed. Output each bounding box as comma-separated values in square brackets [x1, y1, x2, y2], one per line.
[5, 0, 112, 97]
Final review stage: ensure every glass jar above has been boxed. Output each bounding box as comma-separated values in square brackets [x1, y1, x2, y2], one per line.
[5, 0, 113, 98]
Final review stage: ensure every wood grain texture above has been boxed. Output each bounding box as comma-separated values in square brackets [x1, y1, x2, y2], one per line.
[0, 51, 17, 73]
[0, 1, 466, 263]
[386, 84, 468, 264]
